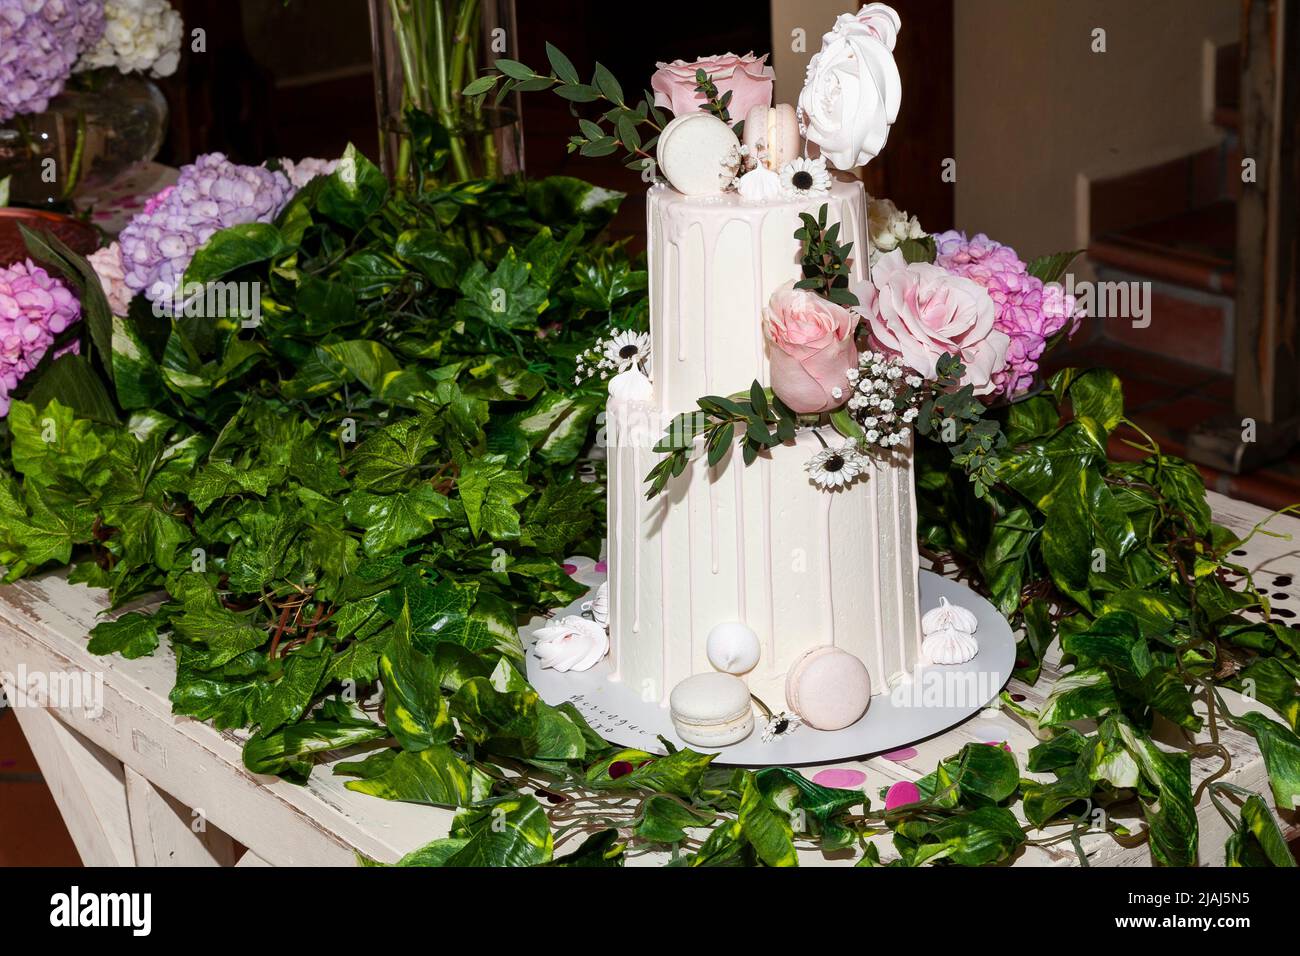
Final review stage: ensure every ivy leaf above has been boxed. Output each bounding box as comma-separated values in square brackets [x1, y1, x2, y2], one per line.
[188, 461, 282, 512]
[243, 707, 386, 780]
[1115, 719, 1198, 866]
[343, 484, 452, 556]
[250, 643, 331, 735]
[458, 455, 531, 540]
[1229, 711, 1300, 812]
[347, 415, 440, 492]
[87, 610, 162, 659]
[344, 744, 494, 807]
[520, 479, 602, 554]
[586, 748, 714, 800]
[379, 602, 455, 751]
[893, 805, 1026, 866]
[172, 604, 268, 669]
[1224, 795, 1297, 867]
[455, 251, 548, 332]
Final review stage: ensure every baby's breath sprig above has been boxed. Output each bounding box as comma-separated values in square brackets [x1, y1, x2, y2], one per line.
[829, 351, 1007, 498]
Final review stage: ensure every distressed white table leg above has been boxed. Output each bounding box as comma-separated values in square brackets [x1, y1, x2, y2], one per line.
[124, 767, 239, 866]
[9, 701, 133, 866]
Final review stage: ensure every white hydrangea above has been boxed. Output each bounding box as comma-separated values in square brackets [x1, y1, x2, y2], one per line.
[78, 0, 184, 78]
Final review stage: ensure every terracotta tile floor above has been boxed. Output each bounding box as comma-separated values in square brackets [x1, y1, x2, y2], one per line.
[0, 705, 81, 866]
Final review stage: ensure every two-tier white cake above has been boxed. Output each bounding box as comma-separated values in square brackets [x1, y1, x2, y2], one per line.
[606, 174, 922, 712]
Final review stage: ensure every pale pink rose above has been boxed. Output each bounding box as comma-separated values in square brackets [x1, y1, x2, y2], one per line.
[87, 242, 133, 317]
[651, 52, 773, 120]
[855, 250, 1009, 396]
[763, 281, 859, 414]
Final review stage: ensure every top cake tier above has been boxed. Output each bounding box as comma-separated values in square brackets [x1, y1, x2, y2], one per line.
[646, 176, 869, 415]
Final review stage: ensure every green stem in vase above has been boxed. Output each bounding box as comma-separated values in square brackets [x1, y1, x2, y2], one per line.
[387, 0, 423, 185]
[430, 0, 472, 180]
[59, 110, 87, 202]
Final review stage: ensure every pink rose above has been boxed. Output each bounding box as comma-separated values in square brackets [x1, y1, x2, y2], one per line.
[855, 250, 1009, 396]
[651, 52, 773, 121]
[764, 281, 859, 414]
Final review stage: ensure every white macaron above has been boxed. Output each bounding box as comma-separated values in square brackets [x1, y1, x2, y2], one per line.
[656, 112, 741, 196]
[669, 672, 755, 747]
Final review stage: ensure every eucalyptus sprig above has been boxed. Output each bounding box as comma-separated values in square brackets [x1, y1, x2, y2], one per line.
[794, 204, 858, 307]
[464, 43, 667, 175]
[693, 68, 734, 126]
[644, 381, 798, 499]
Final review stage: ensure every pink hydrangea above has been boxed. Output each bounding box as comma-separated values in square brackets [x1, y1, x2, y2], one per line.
[934, 231, 1078, 399]
[0, 258, 82, 416]
[87, 242, 133, 316]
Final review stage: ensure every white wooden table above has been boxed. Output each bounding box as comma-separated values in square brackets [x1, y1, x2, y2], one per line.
[1, 490, 1296, 867]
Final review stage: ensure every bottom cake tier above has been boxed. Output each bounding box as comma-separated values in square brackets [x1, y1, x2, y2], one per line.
[605, 397, 922, 709]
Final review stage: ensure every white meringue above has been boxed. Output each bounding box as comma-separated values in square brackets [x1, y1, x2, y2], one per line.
[797, 3, 902, 170]
[922, 596, 979, 635]
[922, 629, 980, 665]
[706, 621, 761, 674]
[921, 596, 979, 665]
[534, 615, 609, 672]
[607, 368, 654, 403]
[736, 166, 783, 203]
[582, 581, 609, 626]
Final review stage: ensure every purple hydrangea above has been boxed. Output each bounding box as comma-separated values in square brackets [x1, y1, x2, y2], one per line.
[0, 258, 82, 416]
[0, 0, 105, 122]
[118, 152, 294, 307]
[934, 231, 1079, 398]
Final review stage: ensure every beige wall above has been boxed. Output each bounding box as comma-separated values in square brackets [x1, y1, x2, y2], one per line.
[770, 0, 851, 105]
[954, 0, 1238, 258]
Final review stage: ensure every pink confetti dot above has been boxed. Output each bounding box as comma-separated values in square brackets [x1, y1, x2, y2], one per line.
[562, 563, 578, 575]
[812, 768, 866, 789]
[881, 746, 918, 761]
[594, 561, 608, 573]
[884, 780, 921, 811]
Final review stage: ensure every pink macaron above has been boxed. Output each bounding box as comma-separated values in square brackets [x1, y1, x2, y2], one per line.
[743, 103, 801, 171]
[784, 646, 872, 731]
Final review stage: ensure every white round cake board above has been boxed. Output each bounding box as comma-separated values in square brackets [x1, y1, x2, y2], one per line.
[525, 566, 1016, 767]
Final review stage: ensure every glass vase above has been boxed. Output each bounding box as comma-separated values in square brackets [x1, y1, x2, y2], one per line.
[367, 0, 524, 185]
[0, 72, 169, 208]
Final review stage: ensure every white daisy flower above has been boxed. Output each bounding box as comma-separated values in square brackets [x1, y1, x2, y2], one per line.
[805, 440, 868, 489]
[779, 156, 833, 199]
[604, 330, 650, 373]
[761, 711, 801, 743]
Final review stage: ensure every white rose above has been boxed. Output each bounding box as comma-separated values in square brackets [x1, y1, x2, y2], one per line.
[797, 3, 902, 171]
[868, 196, 923, 252]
